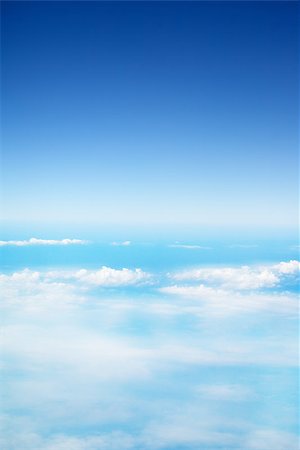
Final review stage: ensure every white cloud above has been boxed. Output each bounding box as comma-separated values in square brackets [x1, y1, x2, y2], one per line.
[160, 284, 227, 298]
[0, 267, 150, 314]
[0, 269, 82, 311]
[159, 284, 298, 317]
[74, 266, 149, 286]
[3, 324, 151, 381]
[170, 260, 299, 290]
[273, 260, 300, 275]
[168, 244, 211, 250]
[172, 266, 278, 289]
[0, 238, 87, 246]
[1, 260, 298, 450]
[111, 241, 131, 246]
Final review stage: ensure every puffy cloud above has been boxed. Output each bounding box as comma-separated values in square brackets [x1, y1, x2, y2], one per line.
[0, 269, 81, 311]
[0, 238, 87, 246]
[171, 266, 278, 289]
[74, 266, 149, 286]
[170, 260, 299, 290]
[0, 266, 151, 305]
[273, 260, 300, 275]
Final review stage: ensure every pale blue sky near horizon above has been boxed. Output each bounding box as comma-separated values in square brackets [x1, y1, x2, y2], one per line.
[2, 1, 299, 227]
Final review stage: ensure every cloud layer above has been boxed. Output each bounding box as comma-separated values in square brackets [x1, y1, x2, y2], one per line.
[170, 260, 299, 289]
[1, 260, 298, 450]
[0, 237, 87, 246]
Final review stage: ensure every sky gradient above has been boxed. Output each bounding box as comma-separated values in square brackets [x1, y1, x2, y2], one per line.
[2, 1, 299, 226]
[1, 2, 299, 450]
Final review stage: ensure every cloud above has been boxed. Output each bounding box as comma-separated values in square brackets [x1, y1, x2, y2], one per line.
[273, 260, 300, 275]
[170, 260, 299, 290]
[168, 244, 211, 250]
[195, 384, 253, 401]
[0, 426, 138, 450]
[73, 266, 149, 286]
[0, 269, 82, 311]
[0, 238, 88, 246]
[1, 263, 298, 450]
[159, 284, 298, 317]
[228, 244, 259, 249]
[0, 267, 151, 305]
[160, 284, 227, 298]
[244, 429, 299, 450]
[143, 407, 299, 450]
[2, 420, 298, 450]
[111, 241, 131, 246]
[3, 324, 152, 381]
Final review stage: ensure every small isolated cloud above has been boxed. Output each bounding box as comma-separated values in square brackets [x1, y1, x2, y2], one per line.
[111, 241, 131, 246]
[168, 244, 211, 250]
[0, 238, 88, 246]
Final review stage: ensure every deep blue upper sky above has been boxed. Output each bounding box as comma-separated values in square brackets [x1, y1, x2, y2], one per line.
[2, 1, 299, 227]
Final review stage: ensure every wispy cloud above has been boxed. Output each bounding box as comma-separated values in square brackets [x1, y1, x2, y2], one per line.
[0, 237, 88, 246]
[228, 244, 259, 249]
[195, 384, 253, 401]
[111, 240, 131, 246]
[168, 244, 211, 250]
[159, 285, 298, 316]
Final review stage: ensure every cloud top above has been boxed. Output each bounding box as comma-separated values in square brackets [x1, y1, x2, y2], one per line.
[170, 260, 299, 290]
[74, 266, 149, 286]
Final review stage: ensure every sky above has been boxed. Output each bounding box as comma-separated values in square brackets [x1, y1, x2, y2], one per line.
[1, 2, 299, 450]
[2, 1, 299, 227]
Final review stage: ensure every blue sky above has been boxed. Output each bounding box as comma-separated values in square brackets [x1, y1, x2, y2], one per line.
[2, 1, 299, 226]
